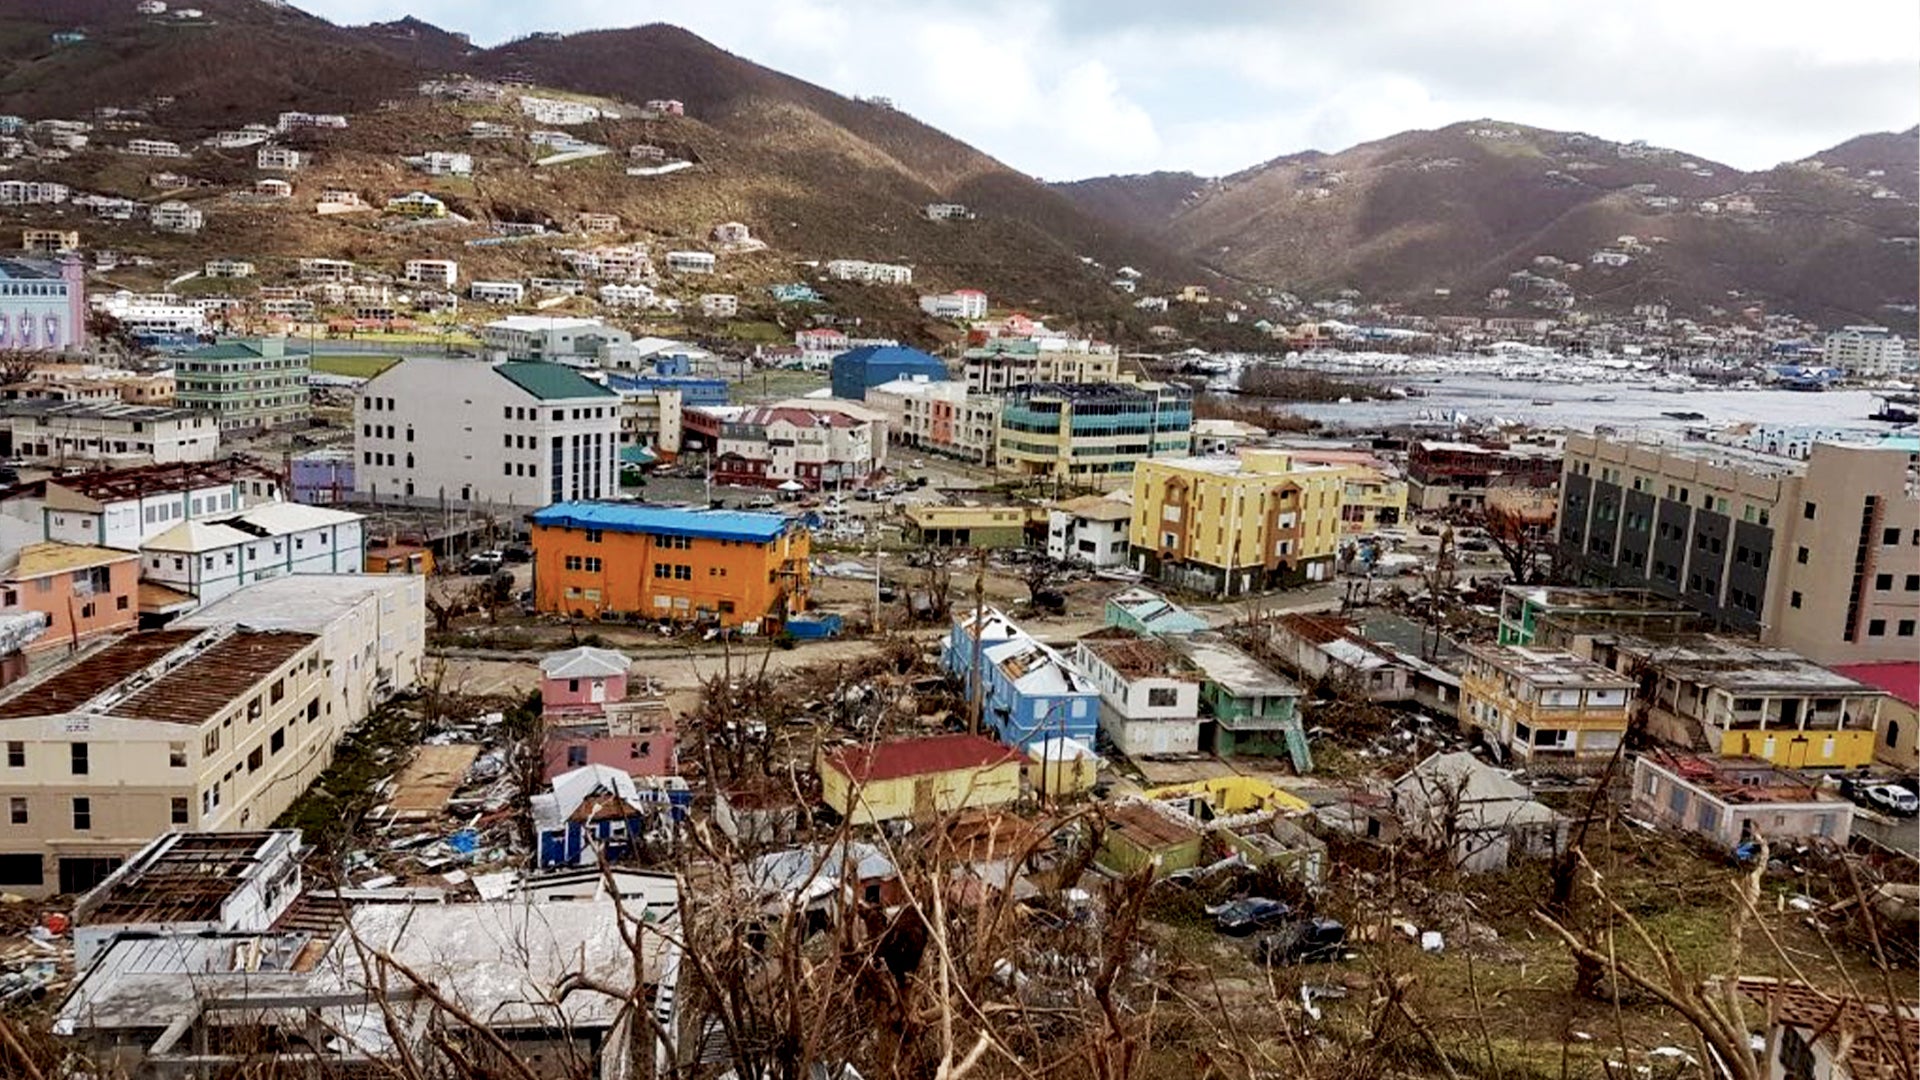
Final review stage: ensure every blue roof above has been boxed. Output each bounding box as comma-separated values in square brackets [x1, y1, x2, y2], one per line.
[835, 344, 945, 368]
[531, 501, 795, 543]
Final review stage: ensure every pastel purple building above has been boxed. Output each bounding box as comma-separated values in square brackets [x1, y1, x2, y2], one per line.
[0, 253, 87, 351]
[291, 449, 356, 505]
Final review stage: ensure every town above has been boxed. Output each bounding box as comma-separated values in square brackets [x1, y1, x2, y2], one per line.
[0, 7, 1914, 1080]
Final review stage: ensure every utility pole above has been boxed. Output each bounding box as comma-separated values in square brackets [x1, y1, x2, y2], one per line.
[967, 547, 986, 737]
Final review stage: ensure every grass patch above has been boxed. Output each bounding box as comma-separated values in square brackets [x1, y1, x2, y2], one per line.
[721, 319, 787, 344]
[312, 354, 401, 378]
[272, 698, 423, 854]
[735, 368, 829, 402]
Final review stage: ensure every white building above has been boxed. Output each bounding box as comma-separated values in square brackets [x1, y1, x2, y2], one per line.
[254, 179, 291, 199]
[1046, 495, 1133, 568]
[355, 357, 621, 508]
[296, 257, 354, 281]
[714, 405, 877, 490]
[0, 181, 70, 205]
[1824, 325, 1910, 376]
[665, 251, 715, 275]
[700, 293, 738, 318]
[481, 316, 632, 364]
[0, 403, 218, 467]
[919, 289, 987, 320]
[19, 460, 280, 553]
[149, 201, 203, 234]
[598, 283, 655, 308]
[519, 95, 608, 125]
[123, 139, 185, 158]
[924, 203, 970, 221]
[203, 259, 254, 279]
[468, 280, 525, 304]
[864, 377, 997, 465]
[826, 259, 913, 286]
[408, 150, 472, 176]
[91, 290, 206, 337]
[141, 503, 366, 607]
[255, 146, 302, 171]
[402, 259, 458, 288]
[1074, 631, 1204, 757]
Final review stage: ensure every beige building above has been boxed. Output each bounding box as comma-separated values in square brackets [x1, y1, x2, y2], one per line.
[962, 341, 1121, 393]
[1129, 450, 1352, 595]
[1458, 645, 1635, 770]
[1559, 435, 1920, 665]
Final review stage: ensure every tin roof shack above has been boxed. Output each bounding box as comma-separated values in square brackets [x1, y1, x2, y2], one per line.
[1458, 645, 1635, 773]
[1103, 585, 1210, 636]
[1496, 585, 1706, 648]
[54, 896, 668, 1080]
[1074, 629, 1203, 757]
[1736, 977, 1919, 1080]
[1393, 751, 1569, 873]
[71, 830, 302, 969]
[744, 841, 900, 919]
[1167, 631, 1308, 768]
[1590, 636, 1887, 769]
[1269, 613, 1413, 703]
[1630, 751, 1854, 849]
[530, 763, 691, 868]
[819, 734, 1022, 826]
[1098, 801, 1204, 879]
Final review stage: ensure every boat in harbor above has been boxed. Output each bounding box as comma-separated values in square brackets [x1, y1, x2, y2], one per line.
[1530, 398, 1554, 406]
[1662, 410, 1708, 421]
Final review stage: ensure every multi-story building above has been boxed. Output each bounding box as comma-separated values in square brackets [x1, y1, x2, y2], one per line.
[1558, 434, 1920, 664]
[866, 377, 999, 465]
[825, 259, 912, 285]
[1407, 439, 1561, 511]
[1588, 635, 1886, 769]
[0, 543, 139, 654]
[1457, 645, 1636, 770]
[402, 259, 457, 288]
[468, 280, 525, 304]
[1074, 629, 1203, 756]
[0, 254, 87, 352]
[963, 340, 1121, 393]
[1167, 632, 1309, 766]
[354, 358, 620, 508]
[1128, 450, 1348, 595]
[1823, 325, 1909, 376]
[529, 502, 811, 629]
[943, 608, 1100, 749]
[408, 150, 471, 176]
[713, 405, 876, 491]
[0, 401, 215, 466]
[148, 201, 203, 233]
[481, 315, 632, 364]
[170, 338, 310, 432]
[829, 345, 948, 400]
[384, 192, 446, 218]
[700, 293, 738, 318]
[998, 382, 1191, 489]
[123, 139, 184, 158]
[919, 289, 987, 320]
[1495, 584, 1705, 648]
[1046, 495, 1133, 568]
[664, 251, 715, 275]
[139, 502, 366, 607]
[21, 229, 79, 254]
[254, 145, 302, 171]
[0, 180, 71, 205]
[9, 459, 283, 552]
[202, 259, 254, 279]
[605, 377, 682, 458]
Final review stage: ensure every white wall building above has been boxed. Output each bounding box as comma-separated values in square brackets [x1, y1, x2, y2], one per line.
[0, 403, 219, 467]
[699, 294, 738, 318]
[17, 461, 281, 553]
[141, 503, 366, 607]
[665, 251, 715, 275]
[1073, 632, 1204, 756]
[255, 146, 302, 171]
[203, 259, 254, 279]
[149, 202, 202, 234]
[919, 290, 987, 320]
[408, 151, 472, 176]
[1823, 326, 1910, 376]
[468, 281, 525, 304]
[402, 259, 458, 288]
[826, 259, 913, 286]
[597, 283, 655, 308]
[481, 316, 632, 364]
[1046, 496, 1133, 568]
[90, 291, 205, 338]
[354, 358, 621, 508]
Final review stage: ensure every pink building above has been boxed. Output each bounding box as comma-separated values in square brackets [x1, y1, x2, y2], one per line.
[538, 646, 678, 782]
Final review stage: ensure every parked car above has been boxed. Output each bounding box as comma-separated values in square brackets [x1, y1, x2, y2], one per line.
[1859, 782, 1918, 817]
[1254, 917, 1348, 965]
[1208, 897, 1293, 936]
[465, 550, 503, 574]
[502, 544, 533, 563]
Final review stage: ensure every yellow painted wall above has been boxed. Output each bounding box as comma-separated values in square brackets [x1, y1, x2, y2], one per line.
[1130, 453, 1351, 570]
[1719, 728, 1876, 770]
[1145, 775, 1309, 815]
[822, 759, 1023, 825]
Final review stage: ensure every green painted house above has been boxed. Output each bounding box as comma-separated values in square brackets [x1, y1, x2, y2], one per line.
[1168, 631, 1310, 770]
[171, 338, 312, 433]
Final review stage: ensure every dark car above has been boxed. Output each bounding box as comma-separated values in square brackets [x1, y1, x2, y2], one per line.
[1210, 897, 1293, 936]
[1254, 917, 1348, 965]
[502, 544, 533, 564]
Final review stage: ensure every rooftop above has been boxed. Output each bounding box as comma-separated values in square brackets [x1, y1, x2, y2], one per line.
[17, 458, 277, 505]
[1504, 584, 1697, 614]
[1167, 631, 1299, 698]
[487, 315, 615, 332]
[493, 360, 617, 400]
[1829, 662, 1919, 707]
[0, 627, 316, 724]
[1463, 644, 1638, 689]
[1106, 801, 1201, 850]
[986, 634, 1098, 696]
[74, 830, 301, 928]
[1275, 613, 1405, 671]
[531, 501, 796, 544]
[0, 399, 200, 422]
[6, 541, 135, 578]
[0, 256, 68, 281]
[1078, 629, 1194, 680]
[1055, 494, 1133, 522]
[1615, 635, 1884, 695]
[1105, 586, 1210, 633]
[1641, 751, 1844, 805]
[824, 733, 1020, 783]
[541, 645, 630, 679]
[178, 576, 416, 633]
[1011, 381, 1184, 402]
[1733, 978, 1918, 1080]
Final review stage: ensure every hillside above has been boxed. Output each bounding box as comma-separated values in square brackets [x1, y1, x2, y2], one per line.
[1054, 122, 1920, 329]
[1798, 127, 1920, 199]
[0, 4, 1207, 344]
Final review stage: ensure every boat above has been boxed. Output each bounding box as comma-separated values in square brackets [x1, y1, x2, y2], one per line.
[1870, 397, 1919, 423]
[1529, 398, 1555, 406]
[1661, 410, 1707, 421]
[1589, 393, 1616, 402]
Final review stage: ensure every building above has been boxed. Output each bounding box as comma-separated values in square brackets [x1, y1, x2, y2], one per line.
[829, 345, 949, 400]
[468, 280, 525, 304]
[943, 608, 1101, 748]
[1830, 662, 1918, 770]
[1495, 585, 1706, 648]
[0, 543, 139, 654]
[920, 289, 987, 320]
[202, 258, 254, 279]
[664, 250, 715, 274]
[866, 377, 999, 465]
[1166, 631, 1308, 765]
[1457, 644, 1635, 770]
[1408, 439, 1561, 511]
[606, 376, 683, 458]
[1046, 495, 1133, 567]
[925, 203, 971, 221]
[962, 340, 1121, 393]
[148, 201, 203, 233]
[1824, 325, 1909, 376]
[1129, 450, 1350, 596]
[138, 503, 366, 607]
[0, 401, 217, 465]
[68, 829, 301, 969]
[408, 150, 472, 176]
[1736, 978, 1919, 1080]
[289, 448, 354, 505]
[355, 358, 619, 508]
[1630, 751, 1853, 848]
[1589, 635, 1885, 769]
[1558, 434, 1920, 664]
[1392, 751, 1569, 874]
[530, 502, 811, 629]
[384, 191, 447, 217]
[254, 145, 302, 171]
[1098, 801, 1205, 878]
[1190, 418, 1268, 456]
[0, 181, 71, 206]
[402, 258, 457, 287]
[700, 293, 738, 318]
[1074, 629, 1203, 756]
[123, 139, 185, 158]
[1103, 586, 1209, 636]
[22, 229, 79, 254]
[0, 254, 87, 351]
[168, 338, 310, 432]
[0, 627, 329, 895]
[902, 504, 1039, 548]
[538, 646, 676, 782]
[825, 259, 912, 285]
[819, 734, 1022, 825]
[532, 764, 689, 868]
[999, 382, 1192, 490]
[713, 405, 876, 491]
[481, 315, 632, 364]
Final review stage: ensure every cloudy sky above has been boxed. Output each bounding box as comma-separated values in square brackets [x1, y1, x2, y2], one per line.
[303, 0, 1920, 180]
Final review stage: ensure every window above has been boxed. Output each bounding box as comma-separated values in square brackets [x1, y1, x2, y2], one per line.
[584, 556, 602, 572]
[8, 798, 24, 825]
[4, 742, 20, 768]
[70, 742, 88, 776]
[1888, 721, 1902, 748]
[72, 797, 91, 831]
[567, 745, 588, 767]
[1803, 501, 1816, 520]
[269, 728, 285, 754]
[270, 679, 285, 704]
[169, 743, 187, 768]
[1900, 620, 1916, 638]
[1790, 591, 1802, 609]
[1795, 547, 1809, 564]
[1147, 687, 1179, 708]
[1868, 619, 1886, 637]
[1907, 574, 1919, 591]
[247, 747, 264, 772]
[1884, 527, 1901, 546]
[171, 797, 189, 825]
[674, 564, 691, 580]
[1876, 573, 1893, 590]
[585, 529, 603, 543]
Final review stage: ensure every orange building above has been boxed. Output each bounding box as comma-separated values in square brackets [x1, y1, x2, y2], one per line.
[530, 502, 810, 629]
[0, 543, 139, 653]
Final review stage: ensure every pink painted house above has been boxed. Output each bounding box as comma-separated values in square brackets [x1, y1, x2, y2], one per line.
[539, 646, 678, 782]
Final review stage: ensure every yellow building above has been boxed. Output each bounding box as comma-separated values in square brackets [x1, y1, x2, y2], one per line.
[1340, 467, 1408, 533]
[819, 734, 1023, 825]
[901, 504, 1042, 548]
[997, 382, 1193, 491]
[1129, 450, 1351, 595]
[21, 229, 79, 254]
[1459, 645, 1636, 771]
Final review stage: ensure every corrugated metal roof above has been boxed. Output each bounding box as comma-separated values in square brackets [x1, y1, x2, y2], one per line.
[531, 501, 795, 543]
[493, 361, 616, 400]
[824, 733, 1020, 783]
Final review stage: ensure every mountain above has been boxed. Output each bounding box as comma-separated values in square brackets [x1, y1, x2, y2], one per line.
[0, 3, 1204, 343]
[1055, 121, 1919, 329]
[1798, 127, 1919, 199]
